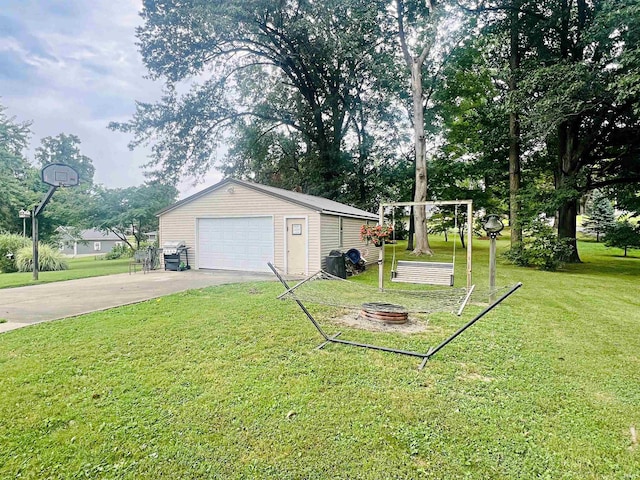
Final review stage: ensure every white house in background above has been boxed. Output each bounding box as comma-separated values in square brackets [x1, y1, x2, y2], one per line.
[156, 178, 380, 275]
[57, 228, 123, 256]
[144, 231, 158, 243]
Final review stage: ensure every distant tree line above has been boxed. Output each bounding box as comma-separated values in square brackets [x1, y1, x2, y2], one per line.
[57, 0, 640, 263]
[0, 103, 177, 247]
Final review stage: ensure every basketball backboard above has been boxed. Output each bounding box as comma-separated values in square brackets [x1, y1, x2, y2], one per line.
[41, 163, 79, 187]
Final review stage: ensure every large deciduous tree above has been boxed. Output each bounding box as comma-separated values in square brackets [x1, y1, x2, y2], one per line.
[394, 0, 451, 255]
[111, 0, 398, 203]
[517, 0, 640, 261]
[92, 182, 178, 249]
[443, 0, 640, 262]
[35, 133, 95, 185]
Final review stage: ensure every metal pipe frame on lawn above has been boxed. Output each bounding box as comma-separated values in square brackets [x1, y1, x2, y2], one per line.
[378, 200, 473, 291]
[268, 262, 523, 369]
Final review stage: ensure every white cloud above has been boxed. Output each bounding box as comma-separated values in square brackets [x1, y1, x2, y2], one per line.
[0, 0, 166, 189]
[1, 0, 230, 195]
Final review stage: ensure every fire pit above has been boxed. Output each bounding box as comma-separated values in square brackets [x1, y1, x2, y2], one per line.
[360, 302, 408, 324]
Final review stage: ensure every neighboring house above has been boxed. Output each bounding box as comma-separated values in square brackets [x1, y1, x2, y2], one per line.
[58, 228, 124, 256]
[157, 178, 379, 275]
[144, 231, 158, 243]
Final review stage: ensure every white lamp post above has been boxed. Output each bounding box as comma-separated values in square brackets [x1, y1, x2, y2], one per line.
[483, 215, 504, 301]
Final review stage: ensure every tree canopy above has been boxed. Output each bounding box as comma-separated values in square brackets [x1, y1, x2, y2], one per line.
[35, 133, 95, 185]
[111, 0, 405, 205]
[604, 220, 640, 257]
[0, 102, 176, 247]
[107, 0, 640, 263]
[0, 106, 41, 234]
[91, 182, 178, 249]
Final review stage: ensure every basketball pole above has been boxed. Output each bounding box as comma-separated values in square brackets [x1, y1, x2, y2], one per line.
[32, 186, 57, 280]
[31, 163, 79, 281]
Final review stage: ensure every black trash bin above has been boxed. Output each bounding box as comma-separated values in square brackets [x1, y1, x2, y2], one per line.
[325, 254, 346, 279]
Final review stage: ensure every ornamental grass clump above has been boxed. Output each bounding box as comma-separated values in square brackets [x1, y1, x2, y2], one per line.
[0, 233, 31, 273]
[15, 244, 68, 272]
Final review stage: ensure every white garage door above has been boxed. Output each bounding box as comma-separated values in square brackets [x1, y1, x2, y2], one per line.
[197, 217, 274, 272]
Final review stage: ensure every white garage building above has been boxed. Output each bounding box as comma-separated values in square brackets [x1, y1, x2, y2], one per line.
[157, 178, 379, 275]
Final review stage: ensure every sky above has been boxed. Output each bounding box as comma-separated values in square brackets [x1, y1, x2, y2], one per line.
[0, 0, 220, 198]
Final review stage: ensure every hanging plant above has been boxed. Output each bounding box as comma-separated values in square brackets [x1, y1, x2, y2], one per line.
[360, 224, 393, 247]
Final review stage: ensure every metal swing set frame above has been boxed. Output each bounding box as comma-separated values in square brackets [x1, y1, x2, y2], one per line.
[268, 262, 522, 369]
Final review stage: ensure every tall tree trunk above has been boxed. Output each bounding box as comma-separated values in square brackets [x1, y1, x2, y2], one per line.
[556, 120, 581, 262]
[555, 0, 581, 263]
[397, 0, 433, 256]
[557, 198, 579, 259]
[407, 159, 416, 251]
[411, 58, 432, 255]
[508, 2, 522, 247]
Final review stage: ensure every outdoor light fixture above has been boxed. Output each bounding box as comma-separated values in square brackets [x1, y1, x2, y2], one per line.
[483, 214, 504, 301]
[483, 215, 504, 238]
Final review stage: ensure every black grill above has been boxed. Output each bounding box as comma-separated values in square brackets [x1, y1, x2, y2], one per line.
[162, 241, 190, 271]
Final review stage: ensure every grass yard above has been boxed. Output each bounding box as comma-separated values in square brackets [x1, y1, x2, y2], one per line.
[0, 238, 639, 478]
[0, 256, 131, 289]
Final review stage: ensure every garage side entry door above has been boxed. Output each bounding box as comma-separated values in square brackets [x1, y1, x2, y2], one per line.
[197, 217, 274, 272]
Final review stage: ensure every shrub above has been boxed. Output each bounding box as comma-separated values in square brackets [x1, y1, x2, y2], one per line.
[0, 233, 31, 273]
[504, 219, 573, 271]
[104, 243, 133, 260]
[604, 220, 640, 257]
[15, 244, 68, 272]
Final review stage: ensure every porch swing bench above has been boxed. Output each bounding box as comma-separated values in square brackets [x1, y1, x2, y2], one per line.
[391, 261, 454, 286]
[389, 204, 457, 287]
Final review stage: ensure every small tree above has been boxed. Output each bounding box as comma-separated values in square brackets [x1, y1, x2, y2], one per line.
[604, 221, 640, 257]
[427, 208, 454, 242]
[582, 191, 616, 242]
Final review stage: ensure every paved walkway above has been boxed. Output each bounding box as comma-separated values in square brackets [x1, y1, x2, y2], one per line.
[0, 269, 274, 333]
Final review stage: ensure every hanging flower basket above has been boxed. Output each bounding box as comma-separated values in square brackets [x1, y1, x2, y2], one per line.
[360, 224, 393, 247]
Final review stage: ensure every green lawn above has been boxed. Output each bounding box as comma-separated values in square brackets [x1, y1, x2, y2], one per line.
[1, 239, 639, 478]
[0, 256, 131, 289]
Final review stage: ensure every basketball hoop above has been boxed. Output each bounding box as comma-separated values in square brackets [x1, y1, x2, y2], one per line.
[41, 163, 79, 187]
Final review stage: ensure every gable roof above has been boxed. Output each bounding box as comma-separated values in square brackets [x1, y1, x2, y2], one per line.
[157, 178, 378, 220]
[57, 227, 122, 241]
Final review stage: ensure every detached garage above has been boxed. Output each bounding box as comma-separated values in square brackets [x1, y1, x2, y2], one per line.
[157, 178, 379, 275]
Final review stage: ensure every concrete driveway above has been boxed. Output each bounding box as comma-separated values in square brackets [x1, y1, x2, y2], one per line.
[0, 269, 274, 333]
